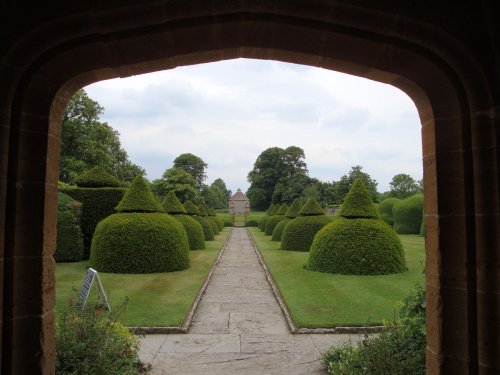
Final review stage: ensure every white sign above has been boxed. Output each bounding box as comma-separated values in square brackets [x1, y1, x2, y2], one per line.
[76, 268, 111, 311]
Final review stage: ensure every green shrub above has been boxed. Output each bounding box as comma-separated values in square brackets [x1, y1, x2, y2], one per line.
[308, 219, 406, 274]
[269, 204, 281, 216]
[62, 187, 126, 259]
[393, 194, 424, 234]
[55, 192, 84, 262]
[322, 283, 425, 375]
[116, 175, 162, 213]
[161, 190, 187, 214]
[90, 213, 190, 273]
[193, 216, 215, 241]
[206, 216, 220, 235]
[285, 198, 303, 218]
[419, 213, 425, 237]
[280, 215, 334, 252]
[183, 200, 200, 215]
[224, 221, 234, 227]
[56, 296, 144, 375]
[74, 166, 121, 188]
[265, 214, 284, 235]
[340, 179, 378, 219]
[172, 214, 205, 250]
[271, 217, 291, 241]
[259, 216, 270, 232]
[246, 219, 259, 227]
[208, 208, 224, 231]
[298, 198, 323, 216]
[378, 197, 401, 226]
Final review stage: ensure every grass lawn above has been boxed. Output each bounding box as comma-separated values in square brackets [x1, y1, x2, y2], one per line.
[56, 228, 231, 327]
[249, 227, 425, 328]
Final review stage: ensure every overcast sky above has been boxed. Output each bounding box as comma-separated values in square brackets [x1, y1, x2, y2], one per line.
[85, 58, 422, 194]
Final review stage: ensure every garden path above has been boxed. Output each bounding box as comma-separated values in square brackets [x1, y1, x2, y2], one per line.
[139, 227, 360, 374]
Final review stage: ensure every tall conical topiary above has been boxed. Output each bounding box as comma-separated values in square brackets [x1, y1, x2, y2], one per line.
[184, 200, 200, 215]
[285, 198, 303, 219]
[183, 201, 214, 241]
[265, 203, 288, 235]
[308, 179, 406, 275]
[272, 199, 303, 242]
[90, 175, 190, 273]
[162, 191, 205, 250]
[115, 175, 162, 213]
[298, 198, 324, 216]
[269, 204, 281, 216]
[281, 198, 333, 251]
[161, 190, 187, 214]
[259, 204, 275, 230]
[340, 179, 378, 219]
[199, 203, 219, 234]
[74, 166, 121, 188]
[209, 207, 224, 231]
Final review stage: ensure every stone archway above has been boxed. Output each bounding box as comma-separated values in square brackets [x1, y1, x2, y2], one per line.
[1, 2, 498, 374]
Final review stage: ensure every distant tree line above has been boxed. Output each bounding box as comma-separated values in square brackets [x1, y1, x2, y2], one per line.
[246, 146, 422, 210]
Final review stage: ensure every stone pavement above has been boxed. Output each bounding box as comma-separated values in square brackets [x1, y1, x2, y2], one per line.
[139, 227, 362, 374]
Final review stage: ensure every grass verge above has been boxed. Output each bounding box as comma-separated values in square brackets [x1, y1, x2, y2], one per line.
[56, 228, 230, 327]
[249, 227, 425, 328]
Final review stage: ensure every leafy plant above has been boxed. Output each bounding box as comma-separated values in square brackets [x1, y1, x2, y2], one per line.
[56, 295, 148, 375]
[322, 283, 426, 375]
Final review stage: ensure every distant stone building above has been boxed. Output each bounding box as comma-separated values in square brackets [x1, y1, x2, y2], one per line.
[228, 189, 250, 215]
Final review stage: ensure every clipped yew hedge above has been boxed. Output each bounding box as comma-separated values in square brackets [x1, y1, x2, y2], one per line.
[61, 187, 126, 259]
[378, 198, 401, 226]
[308, 219, 406, 275]
[90, 213, 190, 273]
[169, 215, 205, 250]
[73, 166, 121, 188]
[393, 194, 424, 234]
[194, 216, 215, 241]
[280, 215, 334, 252]
[162, 191, 205, 250]
[271, 217, 291, 242]
[55, 193, 84, 262]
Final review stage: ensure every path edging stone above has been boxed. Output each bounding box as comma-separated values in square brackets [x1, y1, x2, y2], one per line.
[129, 228, 234, 335]
[247, 228, 386, 335]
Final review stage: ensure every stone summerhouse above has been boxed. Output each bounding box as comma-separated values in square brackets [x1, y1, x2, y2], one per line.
[228, 189, 250, 215]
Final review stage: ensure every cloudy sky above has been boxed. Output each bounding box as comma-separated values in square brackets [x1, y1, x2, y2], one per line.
[85, 58, 422, 193]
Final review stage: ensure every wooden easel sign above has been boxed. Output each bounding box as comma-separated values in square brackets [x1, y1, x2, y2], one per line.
[76, 267, 111, 311]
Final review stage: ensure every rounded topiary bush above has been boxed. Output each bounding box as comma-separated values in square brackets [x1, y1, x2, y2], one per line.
[308, 219, 406, 275]
[378, 198, 401, 226]
[208, 208, 224, 231]
[89, 175, 190, 273]
[169, 215, 205, 250]
[265, 204, 287, 235]
[271, 217, 290, 241]
[259, 215, 270, 232]
[280, 215, 334, 252]
[90, 213, 190, 273]
[393, 194, 424, 234]
[74, 166, 121, 188]
[199, 204, 219, 235]
[55, 193, 84, 262]
[162, 191, 205, 250]
[194, 216, 215, 240]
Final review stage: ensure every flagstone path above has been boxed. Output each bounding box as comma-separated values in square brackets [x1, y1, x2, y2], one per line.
[139, 227, 362, 374]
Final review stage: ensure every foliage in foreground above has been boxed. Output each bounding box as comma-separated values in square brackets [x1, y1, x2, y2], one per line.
[322, 283, 426, 375]
[56, 296, 147, 375]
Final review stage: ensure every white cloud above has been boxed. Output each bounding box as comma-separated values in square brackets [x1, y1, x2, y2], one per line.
[85, 58, 422, 193]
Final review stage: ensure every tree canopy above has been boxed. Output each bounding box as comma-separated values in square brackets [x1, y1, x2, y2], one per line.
[246, 146, 309, 209]
[173, 153, 207, 189]
[329, 165, 379, 204]
[151, 167, 201, 204]
[202, 178, 232, 209]
[388, 173, 422, 199]
[59, 89, 144, 184]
